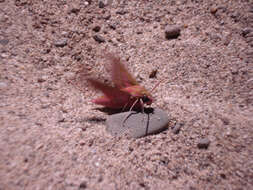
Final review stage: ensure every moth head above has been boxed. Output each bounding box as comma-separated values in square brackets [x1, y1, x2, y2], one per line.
[142, 94, 153, 105]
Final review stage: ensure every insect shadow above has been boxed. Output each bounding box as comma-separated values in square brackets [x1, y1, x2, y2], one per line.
[124, 107, 154, 136]
[94, 107, 122, 115]
[78, 116, 106, 124]
[94, 106, 153, 115]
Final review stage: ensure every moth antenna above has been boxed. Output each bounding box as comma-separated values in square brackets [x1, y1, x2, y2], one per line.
[150, 78, 166, 93]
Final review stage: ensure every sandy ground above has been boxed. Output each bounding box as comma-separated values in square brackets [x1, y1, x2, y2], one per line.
[0, 0, 253, 189]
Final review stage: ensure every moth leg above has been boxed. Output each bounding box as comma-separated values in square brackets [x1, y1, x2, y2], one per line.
[129, 98, 139, 112]
[122, 101, 129, 112]
[139, 98, 146, 125]
[139, 98, 144, 113]
[122, 98, 139, 128]
[121, 96, 133, 112]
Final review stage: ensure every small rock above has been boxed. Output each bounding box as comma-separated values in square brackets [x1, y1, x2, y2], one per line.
[93, 26, 101, 32]
[97, 175, 103, 182]
[37, 77, 46, 83]
[230, 12, 239, 19]
[172, 123, 183, 134]
[54, 38, 68, 47]
[104, 14, 111, 20]
[245, 32, 253, 38]
[116, 10, 128, 15]
[230, 12, 240, 22]
[223, 35, 231, 46]
[221, 117, 229, 125]
[109, 23, 116, 30]
[79, 181, 87, 189]
[1, 52, 8, 58]
[165, 25, 181, 40]
[61, 31, 68, 37]
[23, 158, 28, 163]
[42, 48, 51, 54]
[149, 69, 158, 78]
[98, 1, 105, 8]
[249, 40, 253, 47]
[0, 39, 9, 45]
[197, 138, 210, 149]
[210, 7, 218, 14]
[246, 37, 253, 44]
[0, 82, 7, 89]
[93, 35, 105, 43]
[84, 1, 89, 5]
[136, 30, 143, 34]
[242, 28, 253, 37]
[58, 116, 65, 123]
[106, 108, 169, 138]
[69, 6, 80, 14]
[209, 33, 222, 42]
[220, 173, 226, 179]
[250, 6, 253, 13]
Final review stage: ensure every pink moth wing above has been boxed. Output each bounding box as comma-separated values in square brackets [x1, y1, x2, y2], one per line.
[86, 54, 153, 110]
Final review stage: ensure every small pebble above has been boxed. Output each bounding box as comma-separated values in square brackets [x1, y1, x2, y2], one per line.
[220, 173, 226, 179]
[1, 53, 8, 58]
[93, 26, 101, 32]
[149, 69, 158, 78]
[116, 10, 128, 15]
[250, 6, 253, 13]
[106, 108, 169, 138]
[242, 28, 253, 37]
[246, 37, 253, 44]
[58, 115, 65, 123]
[98, 1, 105, 8]
[165, 25, 181, 39]
[23, 158, 28, 163]
[109, 24, 116, 30]
[104, 14, 111, 20]
[197, 138, 210, 149]
[79, 181, 87, 189]
[69, 6, 80, 14]
[210, 7, 218, 14]
[245, 32, 253, 38]
[0, 39, 9, 46]
[42, 48, 51, 54]
[172, 123, 183, 134]
[93, 35, 105, 43]
[37, 77, 46, 83]
[0, 82, 7, 89]
[54, 38, 68, 47]
[230, 12, 239, 19]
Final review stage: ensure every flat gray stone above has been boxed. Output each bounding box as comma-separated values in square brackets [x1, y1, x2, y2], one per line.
[106, 108, 169, 138]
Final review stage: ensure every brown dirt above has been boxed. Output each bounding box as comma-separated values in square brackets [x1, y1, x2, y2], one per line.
[0, 0, 252, 189]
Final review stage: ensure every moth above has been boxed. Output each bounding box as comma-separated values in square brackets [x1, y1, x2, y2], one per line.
[85, 54, 158, 112]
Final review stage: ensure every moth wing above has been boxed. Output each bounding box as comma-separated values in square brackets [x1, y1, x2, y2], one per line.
[87, 78, 131, 108]
[91, 95, 115, 107]
[105, 53, 139, 88]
